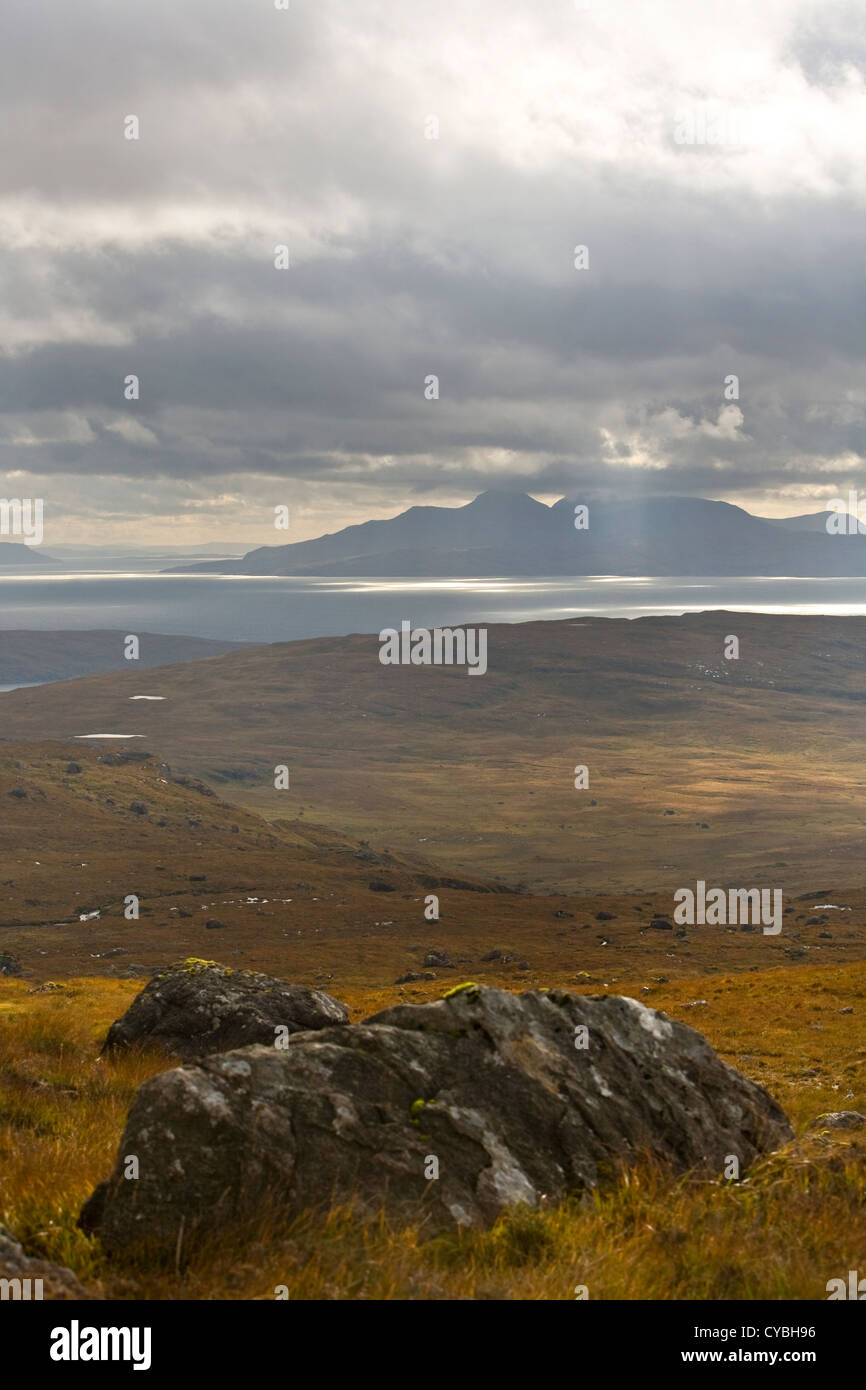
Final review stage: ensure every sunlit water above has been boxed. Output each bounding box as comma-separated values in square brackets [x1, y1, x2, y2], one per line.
[1, 573, 866, 644]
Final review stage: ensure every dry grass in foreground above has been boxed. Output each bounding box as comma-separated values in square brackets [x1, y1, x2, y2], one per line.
[0, 963, 863, 1300]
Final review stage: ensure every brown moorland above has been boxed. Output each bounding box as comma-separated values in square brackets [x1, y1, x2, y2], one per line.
[1, 612, 864, 1299]
[2, 611, 866, 895]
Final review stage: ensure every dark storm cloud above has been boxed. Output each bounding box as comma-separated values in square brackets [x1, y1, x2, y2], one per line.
[1, 0, 866, 535]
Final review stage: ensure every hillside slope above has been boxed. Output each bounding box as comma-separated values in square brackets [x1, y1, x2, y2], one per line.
[5, 612, 866, 894]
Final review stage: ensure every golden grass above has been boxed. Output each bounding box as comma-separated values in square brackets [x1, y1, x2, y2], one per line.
[0, 963, 863, 1299]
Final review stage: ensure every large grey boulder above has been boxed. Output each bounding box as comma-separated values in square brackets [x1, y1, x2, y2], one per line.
[81, 985, 792, 1257]
[100, 958, 349, 1059]
[0, 1226, 91, 1300]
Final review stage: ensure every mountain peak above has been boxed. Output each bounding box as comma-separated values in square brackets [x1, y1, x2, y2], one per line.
[464, 489, 548, 514]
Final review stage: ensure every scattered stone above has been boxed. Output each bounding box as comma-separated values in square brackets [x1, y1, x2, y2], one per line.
[8, 788, 26, 799]
[64, 763, 82, 774]
[480, 950, 501, 962]
[809, 1111, 865, 1131]
[0, 953, 22, 976]
[648, 918, 673, 931]
[129, 801, 148, 815]
[839, 1006, 854, 1014]
[205, 919, 228, 930]
[595, 910, 615, 921]
[423, 950, 454, 968]
[0, 1226, 92, 1300]
[369, 880, 395, 893]
[395, 971, 437, 984]
[82, 985, 794, 1256]
[99, 959, 349, 1060]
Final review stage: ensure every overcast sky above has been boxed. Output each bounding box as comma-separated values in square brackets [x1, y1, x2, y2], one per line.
[1, 0, 865, 546]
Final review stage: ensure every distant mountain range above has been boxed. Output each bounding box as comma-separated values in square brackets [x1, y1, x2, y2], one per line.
[0, 542, 52, 565]
[166, 492, 866, 578]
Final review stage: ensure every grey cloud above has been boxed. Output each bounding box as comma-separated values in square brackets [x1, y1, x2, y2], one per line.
[1, 0, 866, 535]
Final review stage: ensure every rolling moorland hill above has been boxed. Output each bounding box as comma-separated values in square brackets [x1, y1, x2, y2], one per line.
[4, 611, 866, 896]
[0, 630, 247, 685]
[2, 739, 859, 986]
[0, 736, 863, 1303]
[1, 662, 864, 1301]
[168, 492, 866, 578]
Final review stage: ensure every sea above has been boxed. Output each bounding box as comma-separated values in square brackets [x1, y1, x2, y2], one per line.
[1, 571, 866, 645]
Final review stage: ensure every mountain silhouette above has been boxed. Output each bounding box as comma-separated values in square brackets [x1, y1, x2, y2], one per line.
[167, 492, 866, 577]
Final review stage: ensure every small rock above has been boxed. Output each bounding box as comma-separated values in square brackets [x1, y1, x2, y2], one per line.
[809, 1111, 866, 1131]
[100, 959, 349, 1059]
[423, 950, 453, 968]
[0, 1226, 91, 1300]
